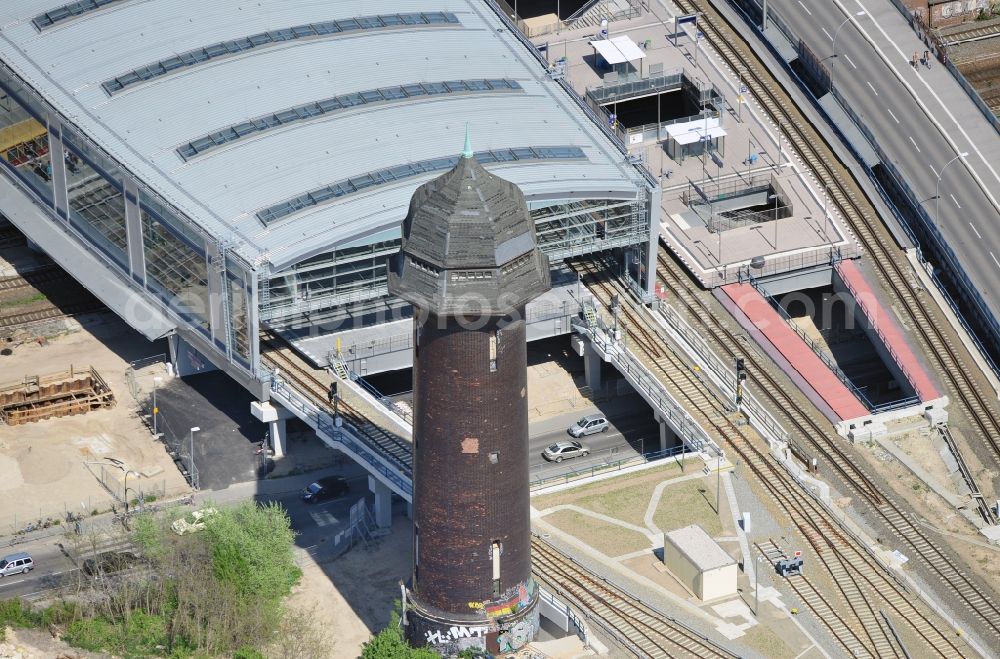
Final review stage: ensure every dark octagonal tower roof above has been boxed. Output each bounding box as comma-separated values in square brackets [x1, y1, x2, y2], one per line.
[388, 130, 551, 317]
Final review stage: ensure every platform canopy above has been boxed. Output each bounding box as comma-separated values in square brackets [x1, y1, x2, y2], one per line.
[589, 35, 646, 65]
[666, 117, 726, 145]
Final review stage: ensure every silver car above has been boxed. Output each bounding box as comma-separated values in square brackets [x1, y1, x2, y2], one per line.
[567, 414, 609, 438]
[543, 441, 590, 463]
[0, 552, 33, 577]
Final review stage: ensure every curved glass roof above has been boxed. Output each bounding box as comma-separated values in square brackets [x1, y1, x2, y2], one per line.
[33, 0, 131, 30]
[257, 146, 586, 225]
[177, 78, 523, 161]
[102, 11, 460, 95]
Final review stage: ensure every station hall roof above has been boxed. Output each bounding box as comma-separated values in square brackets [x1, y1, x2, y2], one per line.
[0, 0, 645, 270]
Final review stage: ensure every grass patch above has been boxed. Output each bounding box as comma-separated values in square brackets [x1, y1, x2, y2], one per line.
[3, 292, 47, 307]
[534, 461, 684, 528]
[0, 599, 41, 633]
[0, 599, 78, 642]
[652, 479, 722, 536]
[545, 509, 651, 557]
[738, 623, 795, 659]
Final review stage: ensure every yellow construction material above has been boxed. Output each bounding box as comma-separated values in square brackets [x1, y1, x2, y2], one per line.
[0, 118, 46, 160]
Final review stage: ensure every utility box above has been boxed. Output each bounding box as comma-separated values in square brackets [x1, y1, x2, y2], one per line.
[662, 525, 738, 601]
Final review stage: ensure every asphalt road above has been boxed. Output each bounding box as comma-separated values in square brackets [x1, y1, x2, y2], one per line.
[0, 540, 77, 600]
[528, 405, 659, 483]
[0, 394, 659, 598]
[759, 0, 1000, 324]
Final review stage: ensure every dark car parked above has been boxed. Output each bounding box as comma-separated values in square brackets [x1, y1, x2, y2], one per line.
[301, 476, 350, 503]
[82, 551, 142, 577]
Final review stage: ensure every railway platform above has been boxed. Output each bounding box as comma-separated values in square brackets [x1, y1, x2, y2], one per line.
[716, 276, 947, 438]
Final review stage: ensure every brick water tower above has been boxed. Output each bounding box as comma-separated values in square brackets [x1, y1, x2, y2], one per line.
[388, 130, 550, 656]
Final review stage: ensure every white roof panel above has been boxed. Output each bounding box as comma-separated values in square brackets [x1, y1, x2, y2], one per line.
[590, 35, 646, 65]
[665, 525, 736, 572]
[667, 117, 725, 145]
[0, 0, 645, 267]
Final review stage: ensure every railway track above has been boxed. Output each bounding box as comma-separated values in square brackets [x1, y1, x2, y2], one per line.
[0, 225, 25, 249]
[755, 540, 874, 658]
[0, 265, 65, 292]
[576, 259, 968, 657]
[531, 537, 739, 659]
[0, 301, 104, 330]
[676, 0, 1000, 471]
[664, 0, 1000, 643]
[656, 247, 1000, 649]
[257, 331, 412, 471]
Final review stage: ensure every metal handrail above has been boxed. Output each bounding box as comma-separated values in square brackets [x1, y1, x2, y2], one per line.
[530, 445, 686, 488]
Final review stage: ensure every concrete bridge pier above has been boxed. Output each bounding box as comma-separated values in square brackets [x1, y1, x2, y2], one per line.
[583, 340, 603, 393]
[369, 475, 392, 529]
[249, 400, 296, 457]
[654, 412, 678, 453]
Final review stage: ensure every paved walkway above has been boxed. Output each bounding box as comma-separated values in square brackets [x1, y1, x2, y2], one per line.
[857, 0, 1000, 174]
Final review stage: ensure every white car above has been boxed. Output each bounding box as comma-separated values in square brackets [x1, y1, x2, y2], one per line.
[567, 414, 609, 438]
[171, 507, 218, 535]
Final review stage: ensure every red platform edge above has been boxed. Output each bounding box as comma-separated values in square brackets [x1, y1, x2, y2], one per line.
[719, 283, 869, 422]
[834, 260, 940, 402]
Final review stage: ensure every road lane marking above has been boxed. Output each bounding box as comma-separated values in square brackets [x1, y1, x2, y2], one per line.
[821, 27, 832, 41]
[909, 135, 920, 152]
[866, 80, 878, 95]
[887, 108, 900, 124]
[844, 53, 858, 69]
[951, 193, 961, 209]
[929, 163, 938, 178]
[798, 1, 813, 15]
[847, 0, 1000, 213]
[970, 222, 982, 239]
[992, 252, 1000, 269]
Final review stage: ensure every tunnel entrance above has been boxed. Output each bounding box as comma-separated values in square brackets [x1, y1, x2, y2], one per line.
[776, 285, 917, 409]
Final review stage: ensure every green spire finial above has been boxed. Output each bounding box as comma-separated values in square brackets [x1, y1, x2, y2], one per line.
[462, 123, 473, 159]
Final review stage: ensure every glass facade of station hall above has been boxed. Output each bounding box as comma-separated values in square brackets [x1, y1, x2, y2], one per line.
[0, 61, 255, 370]
[0, 58, 653, 369]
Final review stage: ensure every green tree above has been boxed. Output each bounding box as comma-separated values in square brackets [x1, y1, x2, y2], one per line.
[203, 501, 300, 602]
[361, 608, 441, 659]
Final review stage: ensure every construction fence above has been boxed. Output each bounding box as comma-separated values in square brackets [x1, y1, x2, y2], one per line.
[125, 354, 201, 489]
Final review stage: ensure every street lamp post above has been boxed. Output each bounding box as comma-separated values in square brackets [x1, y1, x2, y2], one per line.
[754, 555, 764, 615]
[189, 426, 200, 488]
[831, 12, 867, 91]
[935, 152, 969, 237]
[716, 451, 722, 514]
[823, 183, 831, 240]
[152, 376, 162, 437]
[90, 459, 136, 514]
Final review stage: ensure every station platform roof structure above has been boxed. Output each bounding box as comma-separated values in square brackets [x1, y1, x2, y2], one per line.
[589, 35, 646, 65]
[717, 282, 869, 423]
[0, 0, 646, 271]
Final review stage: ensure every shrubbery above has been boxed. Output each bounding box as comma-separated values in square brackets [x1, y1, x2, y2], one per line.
[3, 501, 326, 657]
[361, 605, 442, 659]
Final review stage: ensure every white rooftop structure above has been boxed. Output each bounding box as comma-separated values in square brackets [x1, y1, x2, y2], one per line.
[0, 0, 658, 395]
[589, 35, 646, 65]
[0, 0, 647, 270]
[666, 117, 726, 146]
[664, 524, 737, 571]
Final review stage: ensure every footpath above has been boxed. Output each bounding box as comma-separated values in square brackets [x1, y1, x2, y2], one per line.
[850, 0, 1000, 200]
